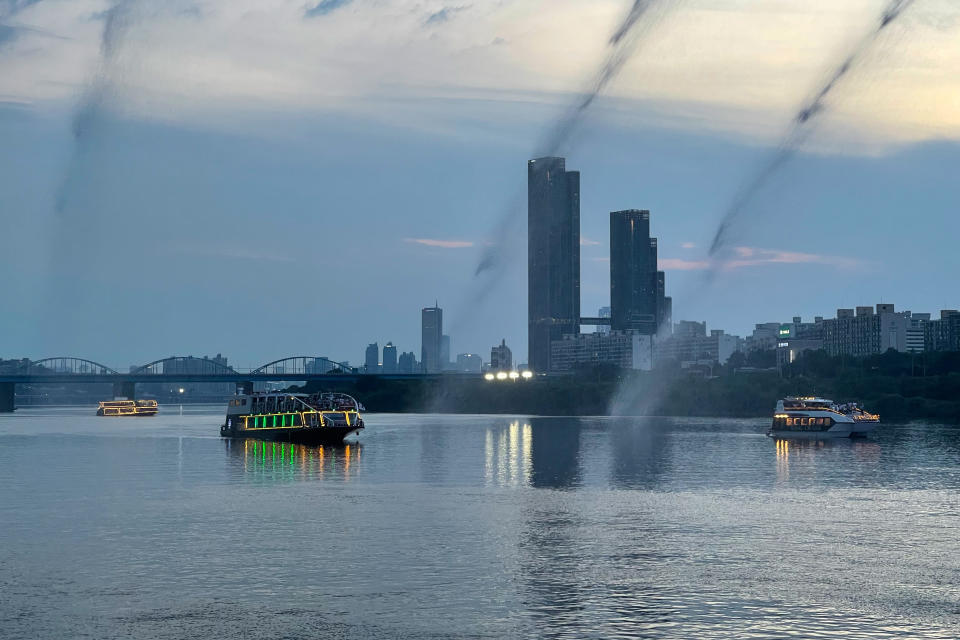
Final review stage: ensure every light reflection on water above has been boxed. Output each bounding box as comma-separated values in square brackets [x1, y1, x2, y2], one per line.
[0, 409, 958, 639]
[227, 438, 363, 483]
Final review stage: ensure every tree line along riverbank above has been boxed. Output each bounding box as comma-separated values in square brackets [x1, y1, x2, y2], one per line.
[298, 349, 960, 421]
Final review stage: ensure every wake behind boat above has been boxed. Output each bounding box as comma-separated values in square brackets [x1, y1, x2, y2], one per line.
[220, 391, 364, 445]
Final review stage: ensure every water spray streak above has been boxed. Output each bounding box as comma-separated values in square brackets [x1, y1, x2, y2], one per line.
[707, 0, 916, 259]
[472, 0, 675, 279]
[54, 0, 137, 215]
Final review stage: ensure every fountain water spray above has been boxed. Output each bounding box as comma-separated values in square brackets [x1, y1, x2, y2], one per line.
[472, 0, 677, 280]
[707, 0, 917, 260]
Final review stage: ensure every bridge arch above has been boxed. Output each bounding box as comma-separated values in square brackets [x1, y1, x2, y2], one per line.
[28, 357, 119, 375]
[250, 356, 355, 376]
[130, 356, 238, 375]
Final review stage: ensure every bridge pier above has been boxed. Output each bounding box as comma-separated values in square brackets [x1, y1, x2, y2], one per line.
[0, 383, 14, 413]
[237, 381, 253, 395]
[112, 380, 136, 400]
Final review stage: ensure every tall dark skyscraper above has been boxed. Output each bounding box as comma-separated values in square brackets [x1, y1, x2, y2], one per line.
[610, 209, 668, 335]
[528, 157, 580, 373]
[421, 305, 443, 373]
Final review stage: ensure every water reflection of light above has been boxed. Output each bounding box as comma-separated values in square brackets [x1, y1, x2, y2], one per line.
[233, 439, 361, 482]
[775, 438, 790, 482]
[484, 421, 533, 487]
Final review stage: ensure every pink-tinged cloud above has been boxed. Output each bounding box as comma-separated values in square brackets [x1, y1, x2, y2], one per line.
[680, 242, 696, 249]
[657, 247, 864, 272]
[404, 238, 474, 249]
[580, 236, 601, 246]
[659, 258, 710, 270]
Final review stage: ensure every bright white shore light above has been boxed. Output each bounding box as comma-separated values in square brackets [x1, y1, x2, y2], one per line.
[496, 372, 508, 380]
[508, 371, 520, 380]
[484, 373, 495, 381]
[521, 371, 533, 379]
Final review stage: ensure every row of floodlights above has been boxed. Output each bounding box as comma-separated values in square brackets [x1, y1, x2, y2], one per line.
[484, 371, 534, 381]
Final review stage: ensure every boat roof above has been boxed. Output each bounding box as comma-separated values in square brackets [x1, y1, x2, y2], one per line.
[783, 396, 833, 403]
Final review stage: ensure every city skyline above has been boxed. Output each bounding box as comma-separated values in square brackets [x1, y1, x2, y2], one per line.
[1, 2, 959, 366]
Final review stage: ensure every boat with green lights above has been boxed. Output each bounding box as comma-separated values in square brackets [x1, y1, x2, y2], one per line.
[219, 391, 364, 445]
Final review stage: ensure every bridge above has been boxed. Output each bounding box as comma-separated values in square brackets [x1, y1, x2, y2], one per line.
[0, 356, 461, 412]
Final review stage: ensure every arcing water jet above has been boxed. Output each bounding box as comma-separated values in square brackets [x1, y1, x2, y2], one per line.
[707, 0, 917, 259]
[473, 0, 676, 279]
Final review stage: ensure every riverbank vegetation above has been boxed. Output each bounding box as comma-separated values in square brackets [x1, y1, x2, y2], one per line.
[298, 349, 960, 421]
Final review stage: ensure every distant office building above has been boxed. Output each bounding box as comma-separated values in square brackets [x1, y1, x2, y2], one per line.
[925, 310, 960, 352]
[550, 331, 653, 372]
[906, 314, 928, 353]
[776, 338, 824, 368]
[490, 339, 512, 371]
[382, 343, 398, 374]
[421, 306, 443, 373]
[441, 335, 451, 370]
[597, 307, 612, 334]
[747, 323, 782, 352]
[456, 353, 483, 373]
[610, 210, 670, 335]
[365, 343, 379, 373]
[305, 357, 334, 374]
[156, 354, 232, 397]
[528, 156, 580, 373]
[821, 304, 915, 357]
[655, 324, 742, 366]
[398, 351, 417, 374]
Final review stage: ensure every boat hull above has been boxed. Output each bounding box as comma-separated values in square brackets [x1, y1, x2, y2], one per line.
[220, 425, 362, 445]
[850, 421, 879, 436]
[768, 426, 853, 439]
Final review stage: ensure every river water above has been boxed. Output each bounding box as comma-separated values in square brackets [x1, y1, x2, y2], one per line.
[1, 407, 958, 639]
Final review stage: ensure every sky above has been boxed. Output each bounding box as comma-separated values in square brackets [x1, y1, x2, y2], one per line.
[1, 0, 958, 369]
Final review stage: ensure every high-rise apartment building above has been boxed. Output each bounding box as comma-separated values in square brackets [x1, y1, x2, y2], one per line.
[382, 342, 398, 373]
[364, 343, 379, 373]
[490, 339, 512, 371]
[528, 157, 580, 372]
[441, 335, 451, 370]
[609, 209, 669, 335]
[398, 351, 417, 374]
[421, 305, 443, 373]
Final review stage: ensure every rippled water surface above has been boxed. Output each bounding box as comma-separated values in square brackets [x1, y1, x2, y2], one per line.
[1, 407, 959, 639]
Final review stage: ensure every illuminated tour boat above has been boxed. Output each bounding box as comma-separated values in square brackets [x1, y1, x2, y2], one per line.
[220, 392, 364, 445]
[97, 399, 159, 416]
[769, 397, 857, 439]
[834, 401, 880, 436]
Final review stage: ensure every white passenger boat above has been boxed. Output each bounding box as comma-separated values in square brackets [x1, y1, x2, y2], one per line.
[835, 402, 880, 436]
[768, 397, 856, 439]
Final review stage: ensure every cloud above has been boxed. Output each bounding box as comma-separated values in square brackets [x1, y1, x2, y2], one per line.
[424, 5, 468, 25]
[657, 246, 864, 272]
[722, 246, 863, 270]
[680, 241, 696, 249]
[659, 257, 709, 270]
[305, 0, 352, 18]
[580, 236, 601, 246]
[404, 237, 474, 248]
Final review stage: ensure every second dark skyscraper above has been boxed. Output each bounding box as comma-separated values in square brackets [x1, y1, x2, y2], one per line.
[610, 209, 665, 335]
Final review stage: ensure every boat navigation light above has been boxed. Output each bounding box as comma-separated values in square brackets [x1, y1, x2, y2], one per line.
[521, 371, 533, 379]
[484, 373, 495, 381]
[495, 371, 508, 380]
